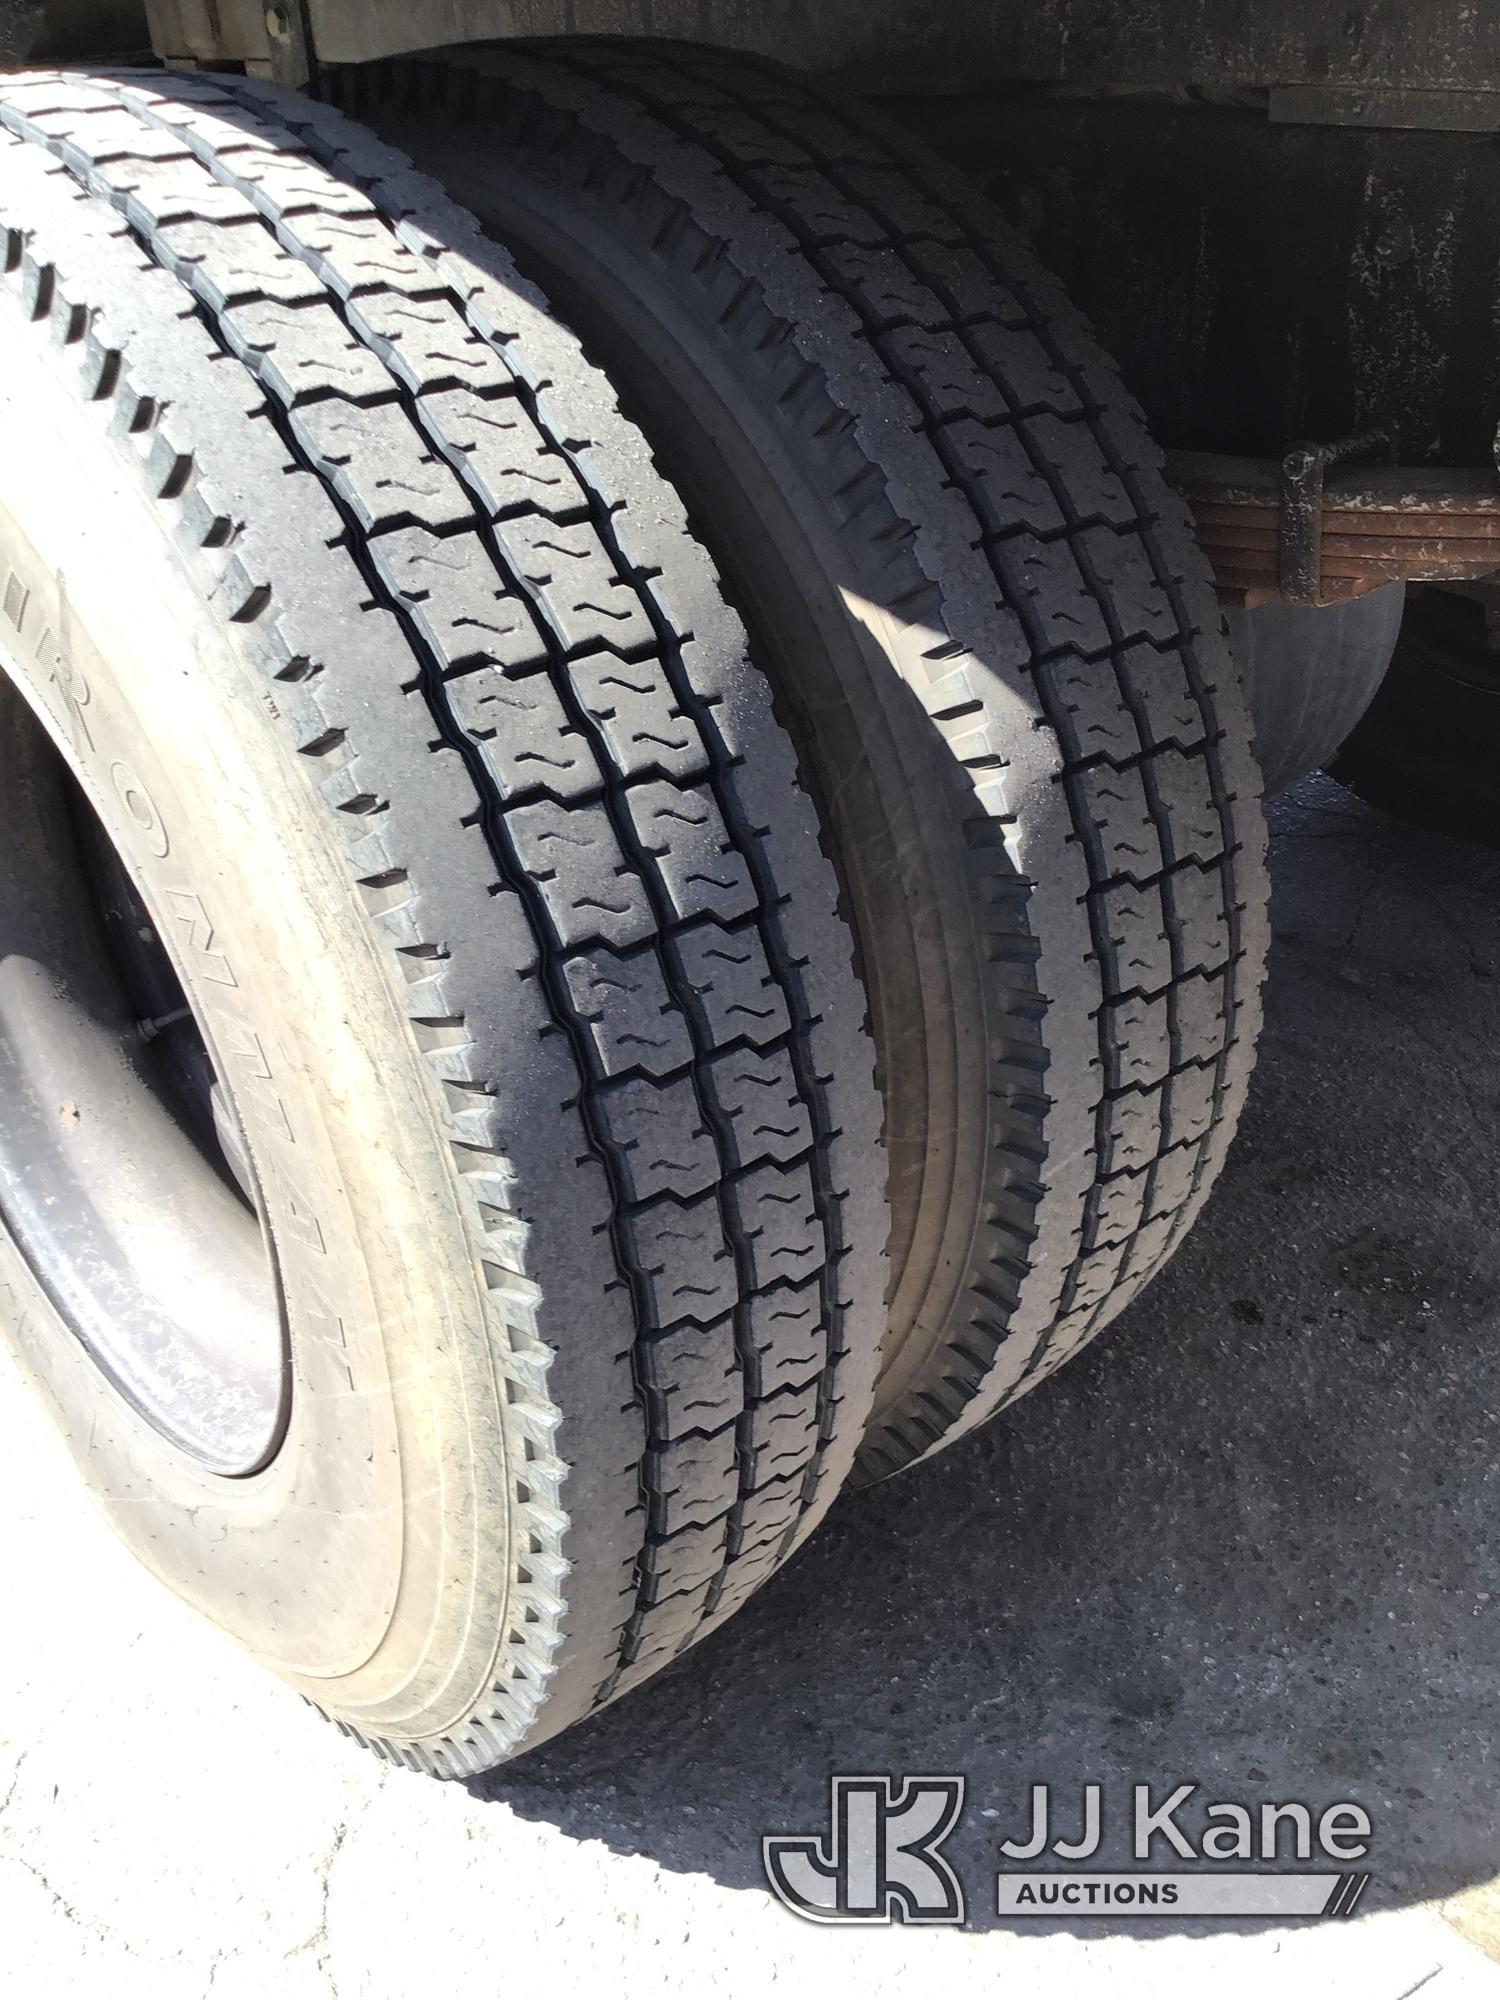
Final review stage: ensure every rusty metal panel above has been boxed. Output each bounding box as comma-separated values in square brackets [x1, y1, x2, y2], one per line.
[1269, 85, 1500, 132]
[300, 0, 1500, 93]
[905, 93, 1500, 469]
[10, 0, 1491, 94]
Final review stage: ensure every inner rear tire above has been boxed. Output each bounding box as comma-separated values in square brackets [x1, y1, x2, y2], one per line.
[348, 41, 1272, 1479]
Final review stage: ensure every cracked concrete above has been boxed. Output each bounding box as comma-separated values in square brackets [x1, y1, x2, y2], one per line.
[3, 774, 1500, 1998]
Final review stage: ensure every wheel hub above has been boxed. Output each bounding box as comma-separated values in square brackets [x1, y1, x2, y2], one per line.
[0, 678, 288, 1476]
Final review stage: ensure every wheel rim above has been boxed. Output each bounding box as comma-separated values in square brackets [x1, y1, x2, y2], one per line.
[0, 678, 289, 1476]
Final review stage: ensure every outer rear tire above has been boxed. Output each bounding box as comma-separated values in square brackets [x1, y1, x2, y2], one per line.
[0, 71, 884, 1770]
[348, 41, 1272, 1479]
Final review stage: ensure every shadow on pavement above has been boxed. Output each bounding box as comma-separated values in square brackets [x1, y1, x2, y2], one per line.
[471, 776, 1500, 1935]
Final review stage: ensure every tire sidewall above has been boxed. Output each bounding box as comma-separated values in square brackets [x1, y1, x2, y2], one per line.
[0, 295, 514, 1737]
[436, 154, 997, 1366]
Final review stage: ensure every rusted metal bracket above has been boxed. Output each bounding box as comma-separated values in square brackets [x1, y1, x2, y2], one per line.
[1278, 430, 1396, 605]
[1169, 448, 1500, 608]
[142, 0, 310, 85]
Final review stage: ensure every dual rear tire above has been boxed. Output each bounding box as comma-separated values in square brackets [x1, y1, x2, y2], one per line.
[0, 52, 1268, 1770]
[350, 41, 1269, 1476]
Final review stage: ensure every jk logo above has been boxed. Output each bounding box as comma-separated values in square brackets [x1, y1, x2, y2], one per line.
[762, 1775, 966, 1924]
